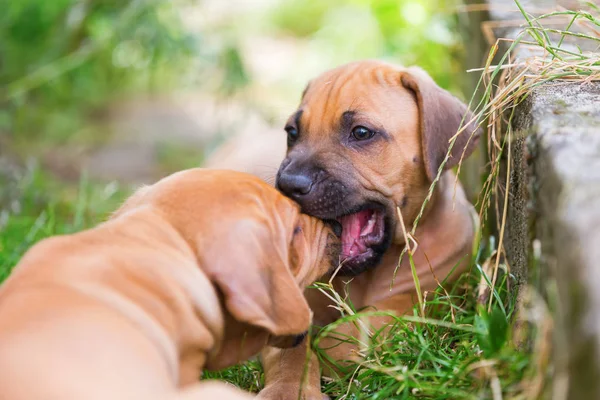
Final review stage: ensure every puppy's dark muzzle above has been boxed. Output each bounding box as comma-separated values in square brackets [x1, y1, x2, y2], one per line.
[268, 331, 307, 349]
[277, 156, 352, 220]
[325, 231, 342, 271]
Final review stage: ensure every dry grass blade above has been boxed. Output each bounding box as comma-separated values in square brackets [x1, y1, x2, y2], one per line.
[471, 0, 600, 311]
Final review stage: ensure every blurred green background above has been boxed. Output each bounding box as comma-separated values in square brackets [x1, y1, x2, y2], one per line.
[1, 0, 466, 173]
[0, 0, 467, 272]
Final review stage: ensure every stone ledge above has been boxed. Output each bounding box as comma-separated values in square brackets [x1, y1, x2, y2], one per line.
[461, 1, 600, 397]
[523, 83, 600, 399]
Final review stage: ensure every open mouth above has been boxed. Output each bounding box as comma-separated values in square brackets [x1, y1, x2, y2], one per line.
[326, 205, 390, 276]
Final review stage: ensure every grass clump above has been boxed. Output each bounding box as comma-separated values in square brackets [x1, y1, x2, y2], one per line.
[0, 163, 546, 398]
[202, 247, 542, 399]
[308, 246, 536, 400]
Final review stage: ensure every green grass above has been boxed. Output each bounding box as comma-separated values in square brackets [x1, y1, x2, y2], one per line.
[0, 162, 128, 279]
[205, 249, 542, 399]
[0, 162, 542, 399]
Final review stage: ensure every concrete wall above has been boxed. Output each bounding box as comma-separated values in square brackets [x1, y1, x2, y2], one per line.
[524, 84, 600, 399]
[461, 1, 600, 397]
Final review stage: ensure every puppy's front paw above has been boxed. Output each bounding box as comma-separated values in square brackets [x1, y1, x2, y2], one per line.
[257, 384, 329, 400]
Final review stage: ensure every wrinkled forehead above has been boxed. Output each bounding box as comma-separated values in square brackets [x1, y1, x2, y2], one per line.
[302, 64, 389, 110]
[234, 181, 300, 218]
[290, 63, 415, 134]
[255, 189, 302, 237]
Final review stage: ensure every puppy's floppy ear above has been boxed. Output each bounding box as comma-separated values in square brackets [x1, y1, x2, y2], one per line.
[200, 218, 311, 337]
[400, 67, 481, 182]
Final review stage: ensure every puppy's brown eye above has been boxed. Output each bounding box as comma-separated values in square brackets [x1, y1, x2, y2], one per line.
[285, 126, 299, 145]
[351, 126, 375, 141]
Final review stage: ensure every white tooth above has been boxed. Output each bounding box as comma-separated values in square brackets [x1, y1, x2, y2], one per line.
[360, 216, 376, 237]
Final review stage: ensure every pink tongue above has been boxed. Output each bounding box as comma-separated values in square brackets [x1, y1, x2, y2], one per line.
[339, 210, 373, 258]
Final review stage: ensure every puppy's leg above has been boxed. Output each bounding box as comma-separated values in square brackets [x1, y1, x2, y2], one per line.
[258, 340, 326, 400]
[175, 381, 254, 399]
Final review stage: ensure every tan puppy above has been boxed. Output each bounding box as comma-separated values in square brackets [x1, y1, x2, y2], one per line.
[257, 60, 481, 399]
[0, 169, 340, 400]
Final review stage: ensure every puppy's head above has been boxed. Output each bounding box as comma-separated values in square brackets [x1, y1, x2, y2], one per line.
[115, 169, 340, 370]
[276, 60, 481, 276]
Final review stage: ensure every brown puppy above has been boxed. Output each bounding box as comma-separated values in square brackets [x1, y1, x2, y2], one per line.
[258, 60, 481, 399]
[0, 169, 339, 400]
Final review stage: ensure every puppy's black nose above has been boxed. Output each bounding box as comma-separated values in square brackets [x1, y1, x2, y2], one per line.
[277, 171, 313, 198]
